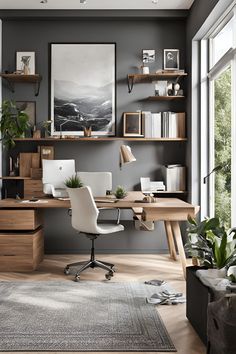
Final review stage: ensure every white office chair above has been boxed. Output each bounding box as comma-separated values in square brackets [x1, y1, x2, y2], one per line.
[77, 171, 120, 223]
[77, 171, 112, 197]
[64, 186, 124, 281]
[42, 159, 75, 198]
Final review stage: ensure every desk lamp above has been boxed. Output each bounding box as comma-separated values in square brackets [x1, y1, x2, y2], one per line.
[120, 145, 136, 169]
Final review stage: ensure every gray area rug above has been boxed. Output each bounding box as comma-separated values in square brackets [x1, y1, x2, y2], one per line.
[0, 281, 176, 352]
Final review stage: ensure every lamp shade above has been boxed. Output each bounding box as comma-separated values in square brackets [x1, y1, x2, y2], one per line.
[120, 145, 136, 167]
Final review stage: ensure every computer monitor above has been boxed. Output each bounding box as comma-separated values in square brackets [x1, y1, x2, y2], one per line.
[42, 159, 75, 198]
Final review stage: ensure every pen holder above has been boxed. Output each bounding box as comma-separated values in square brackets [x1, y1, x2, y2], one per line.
[84, 126, 92, 137]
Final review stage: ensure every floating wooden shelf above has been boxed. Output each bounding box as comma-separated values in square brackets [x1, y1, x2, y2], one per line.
[0, 176, 31, 180]
[14, 137, 187, 142]
[154, 191, 187, 194]
[127, 72, 187, 93]
[147, 95, 185, 101]
[0, 73, 42, 96]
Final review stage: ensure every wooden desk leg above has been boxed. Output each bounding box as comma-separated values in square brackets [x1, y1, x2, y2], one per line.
[171, 221, 187, 279]
[164, 221, 177, 261]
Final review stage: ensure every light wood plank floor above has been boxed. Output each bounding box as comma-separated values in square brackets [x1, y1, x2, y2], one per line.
[0, 254, 206, 354]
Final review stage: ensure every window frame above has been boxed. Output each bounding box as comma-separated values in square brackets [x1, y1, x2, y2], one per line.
[200, 7, 236, 225]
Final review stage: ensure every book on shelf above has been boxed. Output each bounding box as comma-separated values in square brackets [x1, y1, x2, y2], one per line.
[140, 177, 165, 193]
[162, 165, 186, 192]
[141, 111, 185, 138]
[162, 112, 185, 138]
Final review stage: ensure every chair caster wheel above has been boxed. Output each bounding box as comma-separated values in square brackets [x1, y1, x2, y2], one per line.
[74, 275, 80, 282]
[105, 273, 112, 280]
[64, 267, 70, 275]
[105, 271, 114, 280]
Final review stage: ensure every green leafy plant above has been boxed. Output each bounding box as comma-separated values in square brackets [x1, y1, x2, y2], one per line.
[185, 216, 236, 269]
[65, 175, 83, 188]
[114, 185, 127, 199]
[0, 100, 30, 149]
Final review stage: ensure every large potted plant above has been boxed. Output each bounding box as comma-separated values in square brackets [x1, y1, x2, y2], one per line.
[185, 216, 236, 274]
[0, 100, 30, 149]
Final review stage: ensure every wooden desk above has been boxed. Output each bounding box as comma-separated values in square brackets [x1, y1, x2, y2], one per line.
[0, 192, 199, 278]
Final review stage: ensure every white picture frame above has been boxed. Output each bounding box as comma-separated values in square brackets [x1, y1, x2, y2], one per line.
[142, 49, 155, 63]
[16, 51, 35, 75]
[50, 43, 116, 136]
[163, 49, 179, 70]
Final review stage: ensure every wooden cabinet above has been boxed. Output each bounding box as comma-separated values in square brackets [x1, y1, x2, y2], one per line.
[0, 228, 44, 271]
[0, 209, 44, 271]
[0, 209, 43, 230]
[24, 179, 44, 198]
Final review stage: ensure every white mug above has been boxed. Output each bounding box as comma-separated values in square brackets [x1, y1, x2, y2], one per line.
[142, 66, 149, 74]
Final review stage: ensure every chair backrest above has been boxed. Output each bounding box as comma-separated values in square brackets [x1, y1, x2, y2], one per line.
[77, 171, 112, 197]
[42, 159, 75, 195]
[67, 186, 100, 234]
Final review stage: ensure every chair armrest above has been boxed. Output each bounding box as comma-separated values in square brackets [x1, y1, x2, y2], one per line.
[98, 207, 121, 225]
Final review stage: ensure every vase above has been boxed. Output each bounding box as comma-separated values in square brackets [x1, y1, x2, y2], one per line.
[84, 127, 92, 137]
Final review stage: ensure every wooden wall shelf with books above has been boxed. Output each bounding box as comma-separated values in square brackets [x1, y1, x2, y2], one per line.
[0, 73, 42, 96]
[14, 137, 187, 142]
[127, 72, 187, 93]
[147, 95, 185, 101]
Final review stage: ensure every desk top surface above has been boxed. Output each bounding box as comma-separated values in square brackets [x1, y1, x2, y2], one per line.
[0, 191, 198, 211]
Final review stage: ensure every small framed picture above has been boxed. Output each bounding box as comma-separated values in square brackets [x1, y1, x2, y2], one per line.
[143, 49, 155, 63]
[16, 101, 36, 126]
[163, 49, 179, 70]
[40, 146, 55, 160]
[16, 51, 35, 75]
[123, 112, 143, 137]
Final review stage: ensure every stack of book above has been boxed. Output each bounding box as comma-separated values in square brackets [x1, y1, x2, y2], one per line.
[140, 177, 165, 193]
[142, 111, 185, 138]
[162, 164, 186, 191]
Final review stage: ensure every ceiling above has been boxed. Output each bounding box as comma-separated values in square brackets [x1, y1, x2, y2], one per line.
[0, 0, 195, 10]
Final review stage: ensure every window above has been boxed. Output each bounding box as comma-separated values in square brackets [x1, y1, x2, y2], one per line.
[210, 66, 232, 228]
[200, 9, 236, 228]
[211, 17, 234, 68]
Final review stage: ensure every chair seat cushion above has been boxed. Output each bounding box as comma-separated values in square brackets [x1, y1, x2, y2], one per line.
[97, 223, 124, 234]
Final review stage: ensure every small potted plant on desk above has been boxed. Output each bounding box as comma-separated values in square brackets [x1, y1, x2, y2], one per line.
[0, 100, 30, 149]
[114, 186, 127, 199]
[65, 175, 83, 190]
[185, 216, 236, 276]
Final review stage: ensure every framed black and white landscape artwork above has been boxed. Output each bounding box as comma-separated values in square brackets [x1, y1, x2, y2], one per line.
[163, 49, 179, 70]
[50, 43, 116, 136]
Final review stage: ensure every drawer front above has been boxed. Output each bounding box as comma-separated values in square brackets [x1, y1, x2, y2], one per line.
[0, 209, 43, 230]
[24, 179, 44, 198]
[0, 228, 44, 271]
[0, 234, 32, 256]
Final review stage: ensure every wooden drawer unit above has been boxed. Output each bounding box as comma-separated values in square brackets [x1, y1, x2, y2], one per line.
[0, 228, 44, 271]
[24, 179, 44, 198]
[0, 209, 43, 230]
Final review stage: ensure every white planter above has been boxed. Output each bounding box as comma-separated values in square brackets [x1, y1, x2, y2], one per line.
[204, 268, 227, 278]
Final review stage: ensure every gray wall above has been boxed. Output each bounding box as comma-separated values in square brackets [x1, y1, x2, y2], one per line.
[2, 16, 187, 253]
